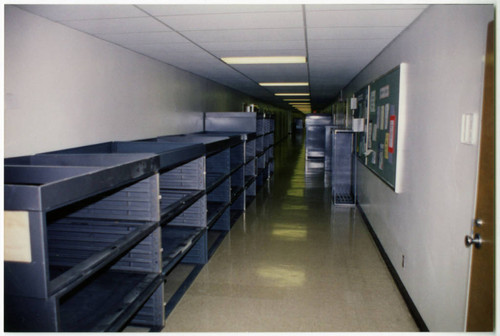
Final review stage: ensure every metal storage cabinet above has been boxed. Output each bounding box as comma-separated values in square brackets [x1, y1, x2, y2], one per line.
[47, 141, 209, 273]
[305, 114, 333, 160]
[293, 118, 304, 131]
[4, 153, 164, 332]
[331, 130, 356, 206]
[324, 126, 343, 171]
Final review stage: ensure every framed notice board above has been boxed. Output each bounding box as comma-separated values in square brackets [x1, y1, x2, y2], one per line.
[357, 64, 406, 193]
[354, 86, 370, 161]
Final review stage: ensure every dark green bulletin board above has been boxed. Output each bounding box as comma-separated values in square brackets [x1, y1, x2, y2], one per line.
[354, 86, 369, 161]
[359, 65, 403, 191]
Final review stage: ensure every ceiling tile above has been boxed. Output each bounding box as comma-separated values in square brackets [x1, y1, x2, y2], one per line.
[306, 4, 429, 11]
[132, 43, 204, 54]
[183, 28, 304, 43]
[306, 8, 426, 28]
[309, 48, 382, 59]
[210, 49, 307, 58]
[308, 38, 392, 50]
[139, 4, 302, 16]
[157, 12, 304, 31]
[16, 5, 146, 21]
[60, 17, 170, 35]
[96, 31, 188, 47]
[201, 40, 305, 52]
[16, 4, 428, 111]
[232, 64, 309, 83]
[202, 72, 252, 84]
[307, 26, 404, 40]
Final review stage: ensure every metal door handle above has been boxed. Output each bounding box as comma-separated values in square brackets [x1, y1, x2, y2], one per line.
[474, 218, 484, 227]
[465, 234, 482, 248]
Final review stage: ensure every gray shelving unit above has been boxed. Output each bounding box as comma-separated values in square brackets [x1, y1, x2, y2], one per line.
[155, 134, 232, 232]
[19, 141, 210, 330]
[204, 111, 272, 193]
[204, 111, 263, 218]
[48, 141, 209, 271]
[263, 116, 274, 179]
[305, 114, 333, 160]
[4, 153, 164, 332]
[324, 126, 343, 171]
[196, 131, 252, 224]
[5, 113, 277, 332]
[331, 130, 356, 206]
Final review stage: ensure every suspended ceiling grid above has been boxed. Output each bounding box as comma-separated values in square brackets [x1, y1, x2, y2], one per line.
[16, 4, 428, 113]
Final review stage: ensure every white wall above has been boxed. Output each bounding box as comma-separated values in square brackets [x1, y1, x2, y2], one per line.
[343, 5, 493, 331]
[4, 6, 257, 157]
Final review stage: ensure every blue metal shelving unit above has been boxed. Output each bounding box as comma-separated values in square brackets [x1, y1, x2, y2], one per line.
[4, 153, 164, 332]
[4, 112, 277, 332]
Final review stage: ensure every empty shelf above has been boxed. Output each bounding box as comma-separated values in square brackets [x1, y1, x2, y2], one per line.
[161, 226, 206, 275]
[230, 163, 245, 175]
[55, 269, 163, 332]
[206, 172, 229, 193]
[160, 189, 205, 223]
[47, 219, 159, 298]
[207, 201, 231, 228]
[245, 175, 256, 188]
[231, 186, 245, 202]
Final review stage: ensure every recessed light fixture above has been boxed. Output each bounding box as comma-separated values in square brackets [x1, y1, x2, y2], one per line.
[259, 82, 309, 87]
[221, 56, 306, 64]
[275, 93, 310, 96]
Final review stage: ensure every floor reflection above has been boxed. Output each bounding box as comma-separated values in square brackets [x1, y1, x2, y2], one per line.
[162, 136, 418, 332]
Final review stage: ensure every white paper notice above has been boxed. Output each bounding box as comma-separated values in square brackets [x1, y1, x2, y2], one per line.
[352, 118, 364, 132]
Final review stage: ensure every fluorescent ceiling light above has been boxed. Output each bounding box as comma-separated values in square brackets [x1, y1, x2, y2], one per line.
[275, 93, 310, 96]
[259, 82, 309, 87]
[221, 56, 306, 64]
[284, 99, 310, 101]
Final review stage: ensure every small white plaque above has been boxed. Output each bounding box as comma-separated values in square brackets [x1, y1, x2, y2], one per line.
[4, 211, 32, 263]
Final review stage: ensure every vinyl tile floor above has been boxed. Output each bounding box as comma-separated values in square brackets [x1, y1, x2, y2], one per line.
[161, 134, 419, 332]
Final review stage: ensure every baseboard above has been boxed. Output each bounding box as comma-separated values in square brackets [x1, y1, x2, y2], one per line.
[356, 203, 429, 332]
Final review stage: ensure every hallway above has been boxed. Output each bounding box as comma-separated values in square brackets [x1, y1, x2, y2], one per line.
[162, 135, 418, 332]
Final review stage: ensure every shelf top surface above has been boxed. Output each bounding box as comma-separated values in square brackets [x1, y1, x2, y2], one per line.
[5, 152, 159, 211]
[42, 141, 205, 170]
[199, 131, 257, 142]
[155, 134, 233, 155]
